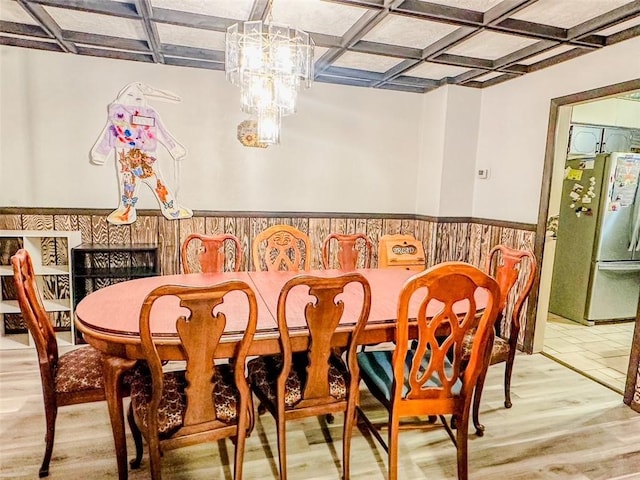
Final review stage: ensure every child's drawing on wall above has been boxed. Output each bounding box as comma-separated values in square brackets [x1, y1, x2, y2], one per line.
[90, 82, 192, 225]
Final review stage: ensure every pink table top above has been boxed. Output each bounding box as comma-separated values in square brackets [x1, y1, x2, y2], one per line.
[76, 268, 488, 339]
[75, 272, 276, 337]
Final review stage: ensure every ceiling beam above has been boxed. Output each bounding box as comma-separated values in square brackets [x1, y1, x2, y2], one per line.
[393, 0, 483, 27]
[17, 0, 77, 53]
[350, 40, 421, 59]
[133, 0, 163, 63]
[482, 0, 538, 25]
[27, 0, 138, 19]
[0, 35, 62, 51]
[0, 20, 48, 38]
[492, 39, 557, 70]
[431, 53, 493, 70]
[315, 74, 373, 88]
[162, 44, 224, 63]
[607, 24, 640, 45]
[2, 0, 639, 95]
[315, 2, 399, 75]
[76, 44, 153, 62]
[63, 30, 149, 52]
[151, 8, 234, 32]
[569, 1, 640, 40]
[322, 65, 385, 81]
[249, 0, 271, 22]
[369, 26, 477, 88]
[164, 57, 223, 70]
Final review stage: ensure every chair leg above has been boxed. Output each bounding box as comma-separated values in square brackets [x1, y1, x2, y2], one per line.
[276, 416, 287, 480]
[387, 413, 399, 480]
[343, 403, 357, 480]
[456, 410, 470, 480]
[233, 425, 246, 480]
[148, 435, 163, 480]
[472, 368, 488, 437]
[127, 403, 144, 469]
[39, 404, 58, 477]
[504, 354, 516, 408]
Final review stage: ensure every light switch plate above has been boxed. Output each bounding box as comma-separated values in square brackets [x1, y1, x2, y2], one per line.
[477, 168, 490, 179]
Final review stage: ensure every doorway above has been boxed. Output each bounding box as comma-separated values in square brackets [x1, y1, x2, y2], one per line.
[531, 80, 640, 396]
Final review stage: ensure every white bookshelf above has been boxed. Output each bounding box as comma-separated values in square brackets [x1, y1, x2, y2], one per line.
[0, 230, 82, 349]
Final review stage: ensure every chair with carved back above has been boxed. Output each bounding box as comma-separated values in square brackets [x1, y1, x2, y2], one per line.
[11, 249, 108, 478]
[469, 244, 537, 436]
[356, 262, 501, 480]
[126, 281, 258, 480]
[180, 233, 243, 273]
[247, 272, 372, 480]
[321, 233, 372, 270]
[252, 224, 311, 272]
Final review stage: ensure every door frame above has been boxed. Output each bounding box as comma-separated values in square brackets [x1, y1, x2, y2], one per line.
[529, 78, 640, 409]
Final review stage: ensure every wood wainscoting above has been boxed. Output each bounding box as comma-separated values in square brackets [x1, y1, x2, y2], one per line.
[0, 209, 535, 275]
[4, 207, 640, 411]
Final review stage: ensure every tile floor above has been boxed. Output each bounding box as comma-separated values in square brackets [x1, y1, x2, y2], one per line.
[543, 313, 634, 393]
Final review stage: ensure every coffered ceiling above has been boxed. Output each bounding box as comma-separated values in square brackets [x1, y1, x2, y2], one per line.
[1, 0, 639, 93]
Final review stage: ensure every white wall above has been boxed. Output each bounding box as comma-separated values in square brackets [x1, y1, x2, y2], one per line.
[572, 97, 640, 128]
[414, 85, 481, 217]
[414, 87, 447, 216]
[0, 46, 423, 214]
[2, 35, 640, 222]
[472, 36, 640, 224]
[440, 86, 481, 217]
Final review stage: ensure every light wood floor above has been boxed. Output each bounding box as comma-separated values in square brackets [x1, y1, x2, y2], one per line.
[1, 347, 640, 480]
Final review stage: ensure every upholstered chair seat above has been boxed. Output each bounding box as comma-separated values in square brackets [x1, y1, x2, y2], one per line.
[128, 363, 241, 436]
[358, 349, 462, 402]
[462, 331, 510, 364]
[54, 347, 105, 394]
[248, 353, 348, 408]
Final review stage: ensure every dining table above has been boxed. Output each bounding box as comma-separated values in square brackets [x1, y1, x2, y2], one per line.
[74, 267, 488, 480]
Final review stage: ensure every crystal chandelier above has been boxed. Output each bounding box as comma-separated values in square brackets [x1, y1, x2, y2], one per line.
[225, 1, 314, 145]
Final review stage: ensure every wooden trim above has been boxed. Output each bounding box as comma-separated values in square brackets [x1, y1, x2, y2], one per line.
[624, 295, 640, 412]
[464, 217, 536, 232]
[534, 79, 640, 407]
[0, 207, 536, 230]
[547, 78, 640, 106]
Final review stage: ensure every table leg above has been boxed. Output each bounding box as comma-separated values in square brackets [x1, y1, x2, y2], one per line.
[102, 355, 137, 480]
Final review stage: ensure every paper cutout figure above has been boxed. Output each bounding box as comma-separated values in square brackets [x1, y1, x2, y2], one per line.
[90, 82, 193, 225]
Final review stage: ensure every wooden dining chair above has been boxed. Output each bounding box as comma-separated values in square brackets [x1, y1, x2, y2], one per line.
[126, 281, 258, 480]
[469, 244, 537, 436]
[11, 249, 108, 478]
[252, 224, 311, 272]
[180, 233, 243, 273]
[321, 233, 372, 270]
[356, 262, 501, 480]
[247, 272, 372, 480]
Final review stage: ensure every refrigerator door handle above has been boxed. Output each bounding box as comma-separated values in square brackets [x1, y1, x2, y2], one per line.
[597, 261, 640, 272]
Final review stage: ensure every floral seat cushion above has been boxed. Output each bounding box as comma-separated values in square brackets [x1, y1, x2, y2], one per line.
[247, 353, 347, 408]
[128, 363, 240, 437]
[462, 331, 510, 362]
[55, 346, 105, 394]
